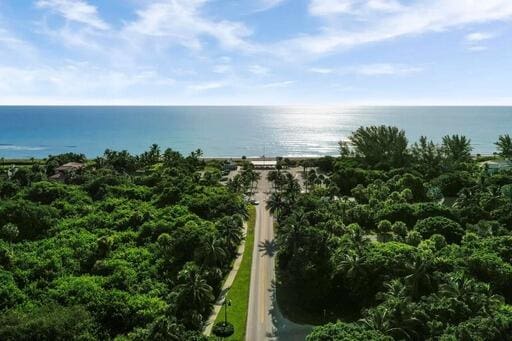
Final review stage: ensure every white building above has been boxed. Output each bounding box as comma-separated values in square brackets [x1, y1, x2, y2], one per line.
[251, 160, 277, 169]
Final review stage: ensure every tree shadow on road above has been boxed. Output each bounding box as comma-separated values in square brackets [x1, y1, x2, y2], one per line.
[258, 239, 277, 257]
[267, 280, 313, 341]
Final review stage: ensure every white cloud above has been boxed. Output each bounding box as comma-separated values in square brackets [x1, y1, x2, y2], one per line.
[0, 145, 47, 151]
[349, 63, 422, 76]
[309, 67, 334, 74]
[0, 28, 28, 49]
[257, 0, 287, 11]
[124, 0, 254, 51]
[309, 64, 422, 76]
[467, 45, 488, 52]
[0, 28, 20, 46]
[464, 32, 495, 52]
[249, 64, 270, 75]
[1, 0, 511, 105]
[366, 0, 403, 12]
[212, 64, 231, 74]
[188, 81, 226, 91]
[465, 32, 494, 42]
[0, 24, 36, 59]
[36, 0, 109, 30]
[309, 0, 354, 16]
[261, 80, 294, 88]
[309, 0, 403, 16]
[0, 63, 174, 96]
[282, 0, 512, 56]
[37, 24, 103, 50]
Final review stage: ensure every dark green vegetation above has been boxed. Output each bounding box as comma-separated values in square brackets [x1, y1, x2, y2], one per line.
[214, 206, 256, 341]
[212, 321, 235, 338]
[0, 146, 256, 340]
[269, 127, 512, 340]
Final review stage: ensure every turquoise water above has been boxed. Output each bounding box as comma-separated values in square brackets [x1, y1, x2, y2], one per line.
[0, 106, 511, 158]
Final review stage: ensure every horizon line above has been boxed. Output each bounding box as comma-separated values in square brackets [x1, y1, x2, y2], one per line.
[1, 103, 512, 107]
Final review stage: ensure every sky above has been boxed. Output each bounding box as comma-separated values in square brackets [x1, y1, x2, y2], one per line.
[0, 0, 511, 105]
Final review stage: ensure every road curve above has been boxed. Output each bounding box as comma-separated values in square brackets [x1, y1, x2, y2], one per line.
[246, 171, 312, 341]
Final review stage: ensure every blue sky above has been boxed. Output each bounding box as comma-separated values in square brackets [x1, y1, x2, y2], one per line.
[0, 0, 511, 105]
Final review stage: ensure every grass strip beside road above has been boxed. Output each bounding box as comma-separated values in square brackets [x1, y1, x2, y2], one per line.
[214, 205, 256, 341]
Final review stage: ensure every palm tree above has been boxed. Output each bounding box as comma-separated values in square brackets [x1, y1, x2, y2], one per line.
[335, 196, 354, 219]
[336, 251, 366, 280]
[349, 125, 409, 168]
[266, 192, 283, 217]
[267, 170, 279, 191]
[405, 256, 433, 299]
[360, 306, 395, 334]
[378, 280, 419, 333]
[439, 272, 503, 314]
[377, 278, 408, 303]
[442, 134, 472, 164]
[346, 223, 370, 255]
[439, 273, 473, 299]
[495, 134, 512, 160]
[411, 136, 443, 178]
[176, 264, 214, 311]
[195, 235, 227, 267]
[301, 159, 313, 192]
[191, 148, 203, 159]
[268, 170, 289, 193]
[360, 306, 407, 339]
[216, 216, 244, 253]
[284, 174, 301, 202]
[360, 304, 421, 340]
[286, 210, 308, 229]
[227, 174, 244, 193]
[306, 169, 318, 192]
[148, 144, 161, 164]
[149, 316, 186, 341]
[248, 171, 260, 196]
[241, 164, 260, 196]
[324, 218, 345, 239]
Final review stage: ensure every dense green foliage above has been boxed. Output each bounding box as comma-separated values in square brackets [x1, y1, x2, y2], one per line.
[214, 206, 256, 341]
[496, 134, 512, 160]
[270, 126, 512, 340]
[0, 146, 248, 340]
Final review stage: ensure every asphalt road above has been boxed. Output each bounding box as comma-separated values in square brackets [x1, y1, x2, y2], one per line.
[246, 171, 312, 341]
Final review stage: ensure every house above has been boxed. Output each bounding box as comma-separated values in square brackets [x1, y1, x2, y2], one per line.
[49, 162, 85, 181]
[55, 162, 85, 172]
[481, 160, 512, 175]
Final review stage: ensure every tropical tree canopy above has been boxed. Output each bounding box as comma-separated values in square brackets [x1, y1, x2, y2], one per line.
[349, 125, 409, 169]
[495, 134, 512, 160]
[0, 146, 246, 340]
[266, 127, 512, 341]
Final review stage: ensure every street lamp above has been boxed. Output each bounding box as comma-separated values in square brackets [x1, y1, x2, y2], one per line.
[223, 298, 232, 325]
[212, 298, 234, 339]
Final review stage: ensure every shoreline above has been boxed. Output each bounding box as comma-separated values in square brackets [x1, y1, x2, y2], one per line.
[201, 155, 335, 161]
[0, 153, 499, 164]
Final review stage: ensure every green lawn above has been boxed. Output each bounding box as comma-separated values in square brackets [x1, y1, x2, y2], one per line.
[214, 205, 256, 341]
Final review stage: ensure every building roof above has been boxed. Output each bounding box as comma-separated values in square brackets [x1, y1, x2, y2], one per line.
[49, 172, 66, 181]
[481, 160, 512, 168]
[55, 162, 85, 172]
[251, 160, 277, 168]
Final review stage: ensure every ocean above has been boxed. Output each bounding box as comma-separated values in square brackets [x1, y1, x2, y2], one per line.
[0, 106, 511, 159]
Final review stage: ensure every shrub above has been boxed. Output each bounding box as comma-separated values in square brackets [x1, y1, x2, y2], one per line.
[212, 321, 234, 338]
[414, 216, 464, 244]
